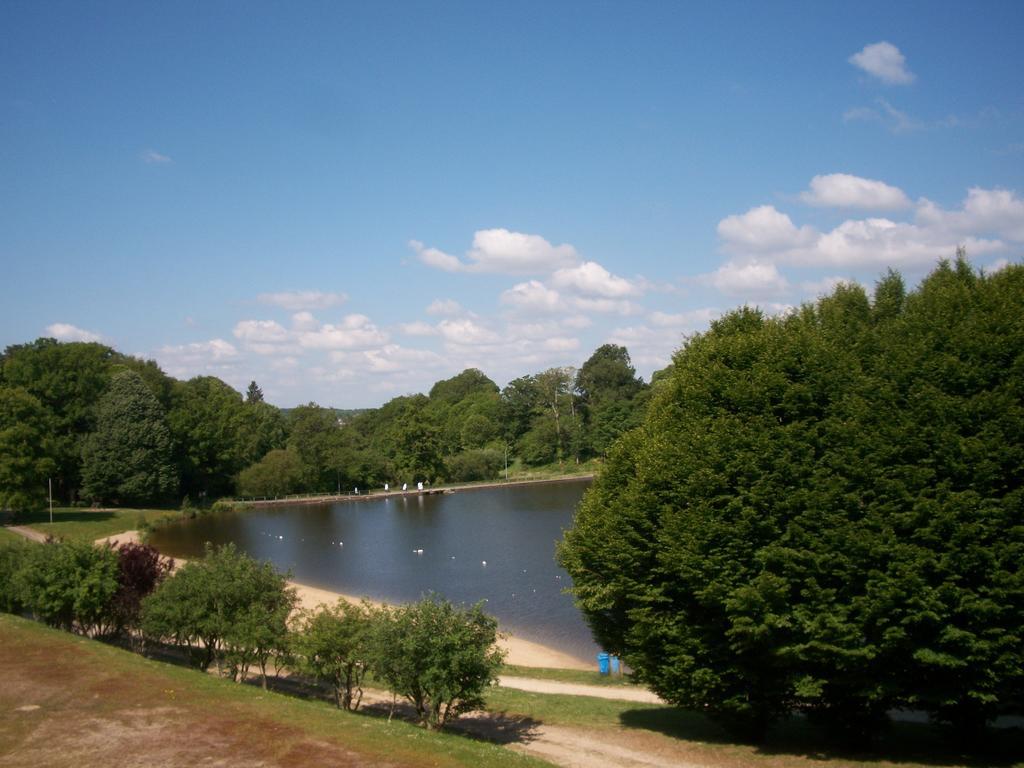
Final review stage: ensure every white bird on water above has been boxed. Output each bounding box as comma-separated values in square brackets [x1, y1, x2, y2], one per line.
[414, 548, 424, 554]
[482, 560, 487, 566]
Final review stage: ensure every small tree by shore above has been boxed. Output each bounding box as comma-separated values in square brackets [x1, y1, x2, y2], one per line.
[370, 594, 505, 730]
[293, 600, 374, 710]
[141, 543, 295, 682]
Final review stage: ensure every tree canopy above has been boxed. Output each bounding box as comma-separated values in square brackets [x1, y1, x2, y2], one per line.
[0, 334, 648, 510]
[559, 258, 1024, 740]
[81, 370, 177, 505]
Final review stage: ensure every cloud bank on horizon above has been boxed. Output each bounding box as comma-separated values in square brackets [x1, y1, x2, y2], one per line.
[146, 175, 1021, 405]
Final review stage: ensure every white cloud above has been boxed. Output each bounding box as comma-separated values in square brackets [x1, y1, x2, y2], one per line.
[141, 149, 172, 164]
[717, 205, 816, 252]
[800, 173, 912, 210]
[713, 185, 1022, 273]
[800, 276, 856, 297]
[500, 280, 563, 313]
[562, 314, 592, 329]
[437, 318, 500, 345]
[298, 314, 389, 350]
[258, 290, 347, 311]
[399, 321, 437, 336]
[605, 324, 682, 371]
[550, 261, 641, 298]
[234, 320, 290, 344]
[648, 308, 720, 329]
[425, 298, 464, 316]
[360, 344, 446, 374]
[411, 229, 579, 274]
[916, 187, 1024, 241]
[45, 323, 102, 343]
[707, 261, 790, 298]
[291, 311, 319, 332]
[409, 240, 464, 272]
[505, 320, 576, 341]
[540, 337, 580, 352]
[849, 42, 915, 85]
[232, 319, 297, 355]
[807, 217, 1000, 268]
[570, 297, 642, 315]
[156, 339, 239, 379]
[270, 356, 299, 371]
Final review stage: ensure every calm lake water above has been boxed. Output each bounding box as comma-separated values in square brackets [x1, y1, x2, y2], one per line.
[148, 479, 599, 661]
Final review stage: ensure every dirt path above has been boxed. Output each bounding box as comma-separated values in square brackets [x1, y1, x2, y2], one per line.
[497, 676, 662, 704]
[501, 723, 707, 768]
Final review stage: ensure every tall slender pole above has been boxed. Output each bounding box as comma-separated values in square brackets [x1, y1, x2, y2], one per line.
[504, 445, 508, 482]
[48, 478, 53, 524]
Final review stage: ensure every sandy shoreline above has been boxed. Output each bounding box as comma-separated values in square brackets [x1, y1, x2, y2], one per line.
[97, 530, 592, 671]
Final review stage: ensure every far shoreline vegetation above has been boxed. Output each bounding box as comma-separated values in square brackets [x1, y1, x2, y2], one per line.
[0, 328, 648, 516]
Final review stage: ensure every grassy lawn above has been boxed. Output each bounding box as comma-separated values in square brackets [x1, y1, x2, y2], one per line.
[0, 526, 29, 545]
[501, 664, 637, 687]
[0, 614, 549, 768]
[11, 506, 181, 542]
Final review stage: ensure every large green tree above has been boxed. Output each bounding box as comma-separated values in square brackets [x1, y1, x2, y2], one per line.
[575, 344, 647, 457]
[80, 370, 177, 505]
[286, 403, 343, 491]
[168, 376, 281, 499]
[559, 259, 1024, 740]
[0, 387, 56, 512]
[1, 339, 116, 500]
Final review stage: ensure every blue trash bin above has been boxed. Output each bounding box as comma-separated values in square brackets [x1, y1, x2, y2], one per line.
[610, 655, 620, 675]
[597, 652, 610, 675]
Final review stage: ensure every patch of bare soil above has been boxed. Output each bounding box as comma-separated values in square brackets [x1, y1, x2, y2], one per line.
[0, 629, 383, 768]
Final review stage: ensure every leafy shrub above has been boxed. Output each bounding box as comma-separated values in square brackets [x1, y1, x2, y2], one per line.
[13, 539, 119, 633]
[370, 594, 504, 730]
[445, 449, 504, 482]
[236, 449, 305, 497]
[0, 541, 32, 614]
[110, 542, 173, 638]
[141, 543, 295, 684]
[293, 600, 374, 710]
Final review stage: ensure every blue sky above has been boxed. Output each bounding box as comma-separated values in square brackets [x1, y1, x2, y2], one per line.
[2, 1, 1022, 407]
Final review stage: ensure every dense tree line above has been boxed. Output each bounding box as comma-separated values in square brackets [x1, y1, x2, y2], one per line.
[559, 258, 1024, 741]
[0, 338, 647, 510]
[0, 539, 502, 730]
